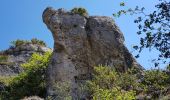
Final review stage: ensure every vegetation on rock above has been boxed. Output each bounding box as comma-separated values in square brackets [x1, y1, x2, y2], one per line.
[0, 55, 9, 65]
[86, 66, 136, 100]
[0, 53, 170, 99]
[0, 51, 51, 100]
[47, 82, 72, 100]
[0, 55, 8, 62]
[11, 38, 46, 47]
[86, 66, 170, 99]
[71, 7, 88, 17]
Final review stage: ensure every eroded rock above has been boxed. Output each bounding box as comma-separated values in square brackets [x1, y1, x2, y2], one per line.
[43, 7, 143, 99]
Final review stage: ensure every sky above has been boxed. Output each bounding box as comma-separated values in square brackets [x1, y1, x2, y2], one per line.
[0, 0, 165, 69]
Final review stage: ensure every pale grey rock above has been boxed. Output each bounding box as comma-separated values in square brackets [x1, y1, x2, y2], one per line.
[0, 44, 51, 76]
[43, 7, 143, 99]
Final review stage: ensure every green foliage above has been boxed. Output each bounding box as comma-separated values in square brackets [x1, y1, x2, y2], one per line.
[11, 38, 46, 47]
[0, 52, 52, 100]
[142, 70, 169, 92]
[0, 55, 8, 63]
[86, 66, 136, 100]
[0, 54, 170, 99]
[120, 2, 125, 6]
[116, 69, 140, 91]
[71, 7, 88, 17]
[11, 39, 29, 47]
[113, 0, 170, 66]
[49, 82, 72, 100]
[31, 38, 46, 47]
[0, 76, 14, 86]
[87, 66, 170, 99]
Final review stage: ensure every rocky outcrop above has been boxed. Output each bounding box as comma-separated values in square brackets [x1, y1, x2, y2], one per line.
[43, 7, 143, 99]
[0, 44, 51, 76]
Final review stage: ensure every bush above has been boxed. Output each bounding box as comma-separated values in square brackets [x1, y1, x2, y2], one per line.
[10, 38, 46, 47]
[0, 52, 52, 100]
[86, 66, 170, 99]
[116, 69, 140, 91]
[86, 66, 136, 100]
[47, 82, 71, 100]
[141, 69, 170, 98]
[31, 38, 46, 47]
[71, 8, 88, 17]
[11, 39, 29, 47]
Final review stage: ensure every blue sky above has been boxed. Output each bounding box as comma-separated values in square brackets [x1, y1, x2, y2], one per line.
[0, 0, 165, 69]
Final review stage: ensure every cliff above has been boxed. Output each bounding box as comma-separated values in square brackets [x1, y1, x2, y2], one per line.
[43, 7, 143, 99]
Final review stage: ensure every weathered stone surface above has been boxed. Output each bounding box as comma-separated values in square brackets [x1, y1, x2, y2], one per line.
[0, 44, 51, 76]
[43, 7, 143, 99]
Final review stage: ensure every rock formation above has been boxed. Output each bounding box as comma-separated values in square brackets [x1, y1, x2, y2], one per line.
[43, 7, 143, 99]
[0, 43, 51, 76]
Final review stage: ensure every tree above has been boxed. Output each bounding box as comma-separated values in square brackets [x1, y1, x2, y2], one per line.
[113, 0, 170, 67]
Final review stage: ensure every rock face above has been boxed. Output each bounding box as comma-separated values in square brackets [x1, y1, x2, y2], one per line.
[43, 7, 143, 99]
[0, 44, 51, 76]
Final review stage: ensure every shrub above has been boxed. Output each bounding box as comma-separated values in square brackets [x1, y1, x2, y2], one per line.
[0, 76, 14, 86]
[86, 65, 136, 100]
[85, 66, 170, 99]
[116, 69, 140, 91]
[48, 82, 71, 100]
[11, 39, 29, 47]
[142, 70, 169, 90]
[0, 52, 52, 100]
[10, 38, 46, 47]
[31, 38, 46, 47]
[71, 7, 88, 17]
[141, 69, 170, 98]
